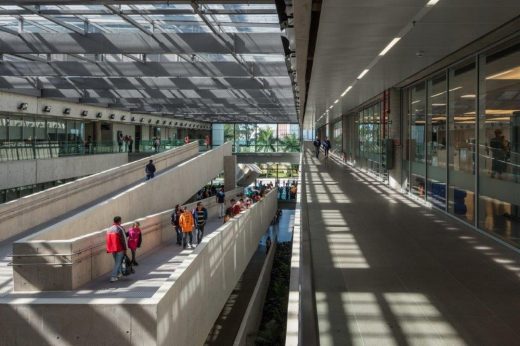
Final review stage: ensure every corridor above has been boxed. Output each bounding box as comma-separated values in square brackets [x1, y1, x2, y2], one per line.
[304, 148, 520, 345]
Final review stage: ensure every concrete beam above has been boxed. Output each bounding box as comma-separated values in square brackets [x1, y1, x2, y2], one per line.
[236, 152, 301, 165]
[224, 155, 237, 192]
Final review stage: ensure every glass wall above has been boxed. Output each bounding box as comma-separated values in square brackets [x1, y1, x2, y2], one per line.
[409, 83, 426, 198]
[402, 38, 520, 247]
[352, 101, 386, 177]
[426, 74, 447, 208]
[478, 42, 520, 245]
[448, 60, 476, 223]
[332, 120, 342, 153]
[215, 123, 301, 152]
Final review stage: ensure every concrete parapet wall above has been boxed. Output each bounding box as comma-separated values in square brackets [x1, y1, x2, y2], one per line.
[0, 142, 199, 242]
[0, 152, 129, 190]
[19, 142, 228, 242]
[156, 189, 277, 346]
[286, 152, 303, 346]
[12, 188, 243, 291]
[0, 189, 278, 346]
[234, 240, 277, 346]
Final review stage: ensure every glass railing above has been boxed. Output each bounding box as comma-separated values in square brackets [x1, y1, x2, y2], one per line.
[233, 143, 301, 153]
[0, 141, 119, 162]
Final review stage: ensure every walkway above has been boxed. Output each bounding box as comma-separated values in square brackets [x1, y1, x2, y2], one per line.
[0, 154, 197, 298]
[1, 218, 223, 300]
[303, 148, 520, 345]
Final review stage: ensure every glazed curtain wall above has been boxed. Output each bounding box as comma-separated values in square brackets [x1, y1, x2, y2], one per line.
[402, 39, 520, 247]
[219, 123, 300, 152]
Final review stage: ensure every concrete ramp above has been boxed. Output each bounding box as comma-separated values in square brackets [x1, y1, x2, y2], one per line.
[0, 142, 199, 242]
[0, 190, 278, 346]
[12, 143, 232, 291]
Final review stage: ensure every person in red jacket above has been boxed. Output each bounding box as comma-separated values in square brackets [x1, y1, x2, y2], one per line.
[106, 216, 127, 282]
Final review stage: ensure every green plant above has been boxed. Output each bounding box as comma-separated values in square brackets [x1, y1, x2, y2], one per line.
[256, 127, 276, 152]
[278, 133, 300, 152]
[255, 242, 292, 345]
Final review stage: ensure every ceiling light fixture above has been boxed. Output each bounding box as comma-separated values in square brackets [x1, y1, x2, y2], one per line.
[357, 69, 369, 80]
[426, 0, 440, 6]
[460, 94, 476, 99]
[334, 99, 339, 104]
[341, 86, 353, 97]
[379, 37, 401, 56]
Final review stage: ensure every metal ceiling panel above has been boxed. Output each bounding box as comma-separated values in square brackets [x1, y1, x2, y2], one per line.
[305, 0, 520, 129]
[0, 32, 284, 54]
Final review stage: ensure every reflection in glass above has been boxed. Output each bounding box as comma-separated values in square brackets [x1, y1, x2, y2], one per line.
[410, 82, 426, 198]
[448, 61, 476, 223]
[426, 74, 447, 208]
[478, 43, 520, 246]
[8, 116, 22, 141]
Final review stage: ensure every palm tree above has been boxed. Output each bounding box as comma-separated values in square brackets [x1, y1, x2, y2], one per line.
[256, 127, 276, 152]
[279, 133, 300, 152]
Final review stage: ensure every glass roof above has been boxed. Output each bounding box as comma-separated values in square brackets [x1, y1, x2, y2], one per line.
[0, 2, 297, 123]
[0, 3, 279, 33]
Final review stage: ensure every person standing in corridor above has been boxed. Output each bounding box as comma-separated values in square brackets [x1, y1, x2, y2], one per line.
[193, 202, 208, 245]
[145, 159, 156, 180]
[106, 216, 127, 283]
[313, 137, 321, 159]
[171, 204, 182, 245]
[323, 137, 331, 158]
[179, 206, 195, 249]
[216, 187, 226, 218]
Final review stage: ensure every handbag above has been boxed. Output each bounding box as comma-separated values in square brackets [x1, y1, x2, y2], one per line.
[121, 254, 135, 276]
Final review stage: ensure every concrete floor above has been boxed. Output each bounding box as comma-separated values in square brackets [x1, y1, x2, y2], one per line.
[304, 148, 520, 346]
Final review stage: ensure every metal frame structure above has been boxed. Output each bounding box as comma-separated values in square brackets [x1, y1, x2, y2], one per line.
[0, 1, 297, 123]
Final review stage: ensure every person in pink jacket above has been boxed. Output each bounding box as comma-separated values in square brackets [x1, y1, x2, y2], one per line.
[126, 222, 142, 266]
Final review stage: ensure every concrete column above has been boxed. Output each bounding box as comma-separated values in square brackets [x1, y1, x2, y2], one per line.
[94, 121, 102, 144]
[224, 155, 237, 191]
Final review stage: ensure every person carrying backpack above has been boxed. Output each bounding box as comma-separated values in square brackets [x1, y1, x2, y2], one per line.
[313, 137, 321, 159]
[171, 204, 182, 245]
[179, 206, 195, 249]
[193, 202, 208, 245]
[323, 137, 331, 158]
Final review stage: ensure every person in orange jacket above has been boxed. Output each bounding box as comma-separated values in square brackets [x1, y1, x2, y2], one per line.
[179, 206, 195, 248]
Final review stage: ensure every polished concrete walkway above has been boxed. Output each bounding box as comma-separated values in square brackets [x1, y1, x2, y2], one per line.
[304, 148, 520, 346]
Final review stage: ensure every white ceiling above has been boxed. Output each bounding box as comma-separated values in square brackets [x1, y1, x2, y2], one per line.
[304, 0, 520, 129]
